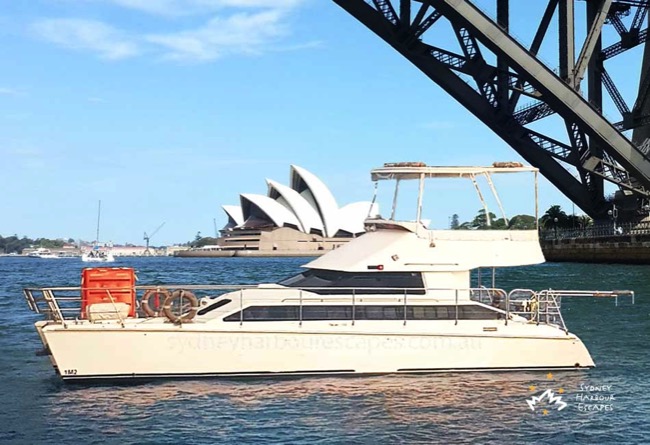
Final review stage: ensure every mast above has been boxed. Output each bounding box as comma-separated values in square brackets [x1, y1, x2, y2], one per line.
[96, 200, 101, 245]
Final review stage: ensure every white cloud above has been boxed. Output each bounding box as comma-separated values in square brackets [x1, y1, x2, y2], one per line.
[146, 9, 289, 61]
[2, 146, 49, 170]
[31, 19, 139, 60]
[0, 87, 20, 96]
[4, 147, 43, 157]
[30, 1, 310, 62]
[106, 0, 304, 16]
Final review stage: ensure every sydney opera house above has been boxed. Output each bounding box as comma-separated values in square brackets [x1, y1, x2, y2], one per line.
[204, 165, 378, 255]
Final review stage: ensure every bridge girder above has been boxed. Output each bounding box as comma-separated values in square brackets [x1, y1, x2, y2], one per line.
[333, 0, 650, 220]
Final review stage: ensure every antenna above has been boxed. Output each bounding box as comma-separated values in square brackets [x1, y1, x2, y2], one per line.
[143, 222, 166, 256]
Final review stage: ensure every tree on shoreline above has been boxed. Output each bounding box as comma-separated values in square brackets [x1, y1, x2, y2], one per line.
[0, 235, 68, 254]
[452, 205, 586, 231]
[540, 205, 569, 229]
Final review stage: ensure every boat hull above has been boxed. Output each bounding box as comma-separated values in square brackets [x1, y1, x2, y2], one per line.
[36, 321, 594, 381]
[81, 255, 115, 263]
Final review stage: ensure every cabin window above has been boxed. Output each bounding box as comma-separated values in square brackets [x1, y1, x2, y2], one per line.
[245, 306, 299, 321]
[277, 269, 425, 295]
[303, 305, 353, 321]
[223, 304, 499, 322]
[458, 305, 499, 320]
[197, 298, 232, 316]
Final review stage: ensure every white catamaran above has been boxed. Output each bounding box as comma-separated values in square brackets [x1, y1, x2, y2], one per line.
[24, 163, 633, 381]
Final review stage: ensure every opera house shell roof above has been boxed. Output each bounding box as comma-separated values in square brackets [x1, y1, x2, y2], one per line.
[222, 165, 378, 237]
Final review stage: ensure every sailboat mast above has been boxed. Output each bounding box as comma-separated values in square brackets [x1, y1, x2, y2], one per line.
[96, 200, 101, 244]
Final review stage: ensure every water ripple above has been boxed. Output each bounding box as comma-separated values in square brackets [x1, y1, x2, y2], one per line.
[0, 257, 648, 444]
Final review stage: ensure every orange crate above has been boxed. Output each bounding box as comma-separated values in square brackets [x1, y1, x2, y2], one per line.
[80, 267, 136, 318]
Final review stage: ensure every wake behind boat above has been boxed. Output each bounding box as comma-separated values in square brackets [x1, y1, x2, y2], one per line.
[23, 162, 634, 381]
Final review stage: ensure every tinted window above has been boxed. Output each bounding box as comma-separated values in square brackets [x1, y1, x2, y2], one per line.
[458, 305, 499, 320]
[303, 305, 352, 321]
[223, 304, 499, 322]
[277, 269, 425, 295]
[197, 298, 232, 316]
[223, 306, 298, 321]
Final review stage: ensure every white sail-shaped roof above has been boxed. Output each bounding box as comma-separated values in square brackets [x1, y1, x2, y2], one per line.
[337, 202, 378, 235]
[222, 205, 244, 229]
[266, 179, 324, 235]
[240, 194, 301, 229]
[290, 165, 339, 237]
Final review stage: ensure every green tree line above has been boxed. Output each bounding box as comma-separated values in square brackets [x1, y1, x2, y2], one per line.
[0, 235, 75, 254]
[450, 205, 592, 230]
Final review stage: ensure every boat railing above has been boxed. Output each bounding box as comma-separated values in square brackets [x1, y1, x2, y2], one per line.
[23, 285, 261, 324]
[500, 288, 634, 331]
[23, 284, 634, 330]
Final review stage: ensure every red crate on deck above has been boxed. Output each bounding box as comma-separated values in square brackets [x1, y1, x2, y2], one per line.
[80, 267, 136, 318]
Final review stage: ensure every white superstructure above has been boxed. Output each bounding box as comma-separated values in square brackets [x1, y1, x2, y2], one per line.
[27, 248, 61, 259]
[24, 163, 633, 381]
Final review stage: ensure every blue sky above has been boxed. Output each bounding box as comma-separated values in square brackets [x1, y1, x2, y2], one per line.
[0, 1, 636, 245]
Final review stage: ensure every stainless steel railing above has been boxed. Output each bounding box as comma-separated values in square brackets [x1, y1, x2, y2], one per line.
[23, 284, 634, 330]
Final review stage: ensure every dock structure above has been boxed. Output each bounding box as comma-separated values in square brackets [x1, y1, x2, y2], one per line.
[541, 221, 650, 263]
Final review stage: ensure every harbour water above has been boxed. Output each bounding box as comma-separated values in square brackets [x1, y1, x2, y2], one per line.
[1, 257, 648, 444]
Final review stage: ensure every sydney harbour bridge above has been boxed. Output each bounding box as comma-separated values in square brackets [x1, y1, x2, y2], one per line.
[333, 0, 650, 222]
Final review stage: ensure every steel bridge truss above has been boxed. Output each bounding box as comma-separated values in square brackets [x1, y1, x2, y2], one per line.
[333, 0, 650, 219]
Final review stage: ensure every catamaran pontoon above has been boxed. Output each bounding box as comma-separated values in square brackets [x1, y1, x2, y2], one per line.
[24, 163, 633, 381]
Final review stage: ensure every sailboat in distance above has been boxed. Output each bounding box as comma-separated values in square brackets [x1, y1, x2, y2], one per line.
[81, 200, 115, 263]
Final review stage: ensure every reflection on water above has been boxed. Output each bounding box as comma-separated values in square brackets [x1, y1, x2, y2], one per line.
[45, 371, 608, 442]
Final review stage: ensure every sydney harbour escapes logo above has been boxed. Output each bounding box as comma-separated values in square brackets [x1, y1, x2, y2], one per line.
[526, 373, 567, 415]
[526, 373, 616, 415]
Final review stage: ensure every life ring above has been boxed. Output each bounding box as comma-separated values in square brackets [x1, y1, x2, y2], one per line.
[163, 289, 199, 323]
[141, 288, 171, 317]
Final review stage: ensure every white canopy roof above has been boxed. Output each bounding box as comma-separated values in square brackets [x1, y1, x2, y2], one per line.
[371, 163, 538, 181]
